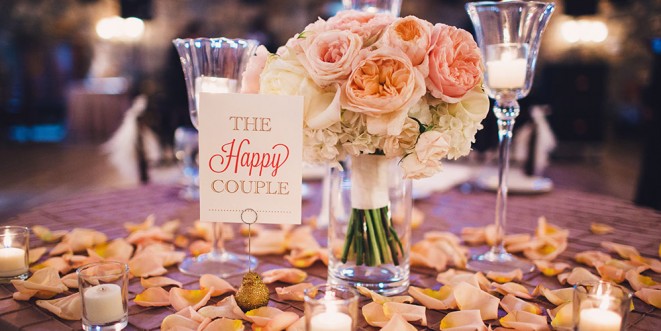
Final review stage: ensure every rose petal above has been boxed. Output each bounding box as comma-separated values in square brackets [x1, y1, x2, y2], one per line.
[453, 282, 499, 320]
[91, 238, 135, 262]
[251, 229, 288, 255]
[575, 250, 612, 268]
[189, 240, 212, 257]
[245, 306, 283, 326]
[31, 225, 67, 243]
[533, 285, 573, 306]
[61, 272, 78, 289]
[436, 269, 490, 291]
[124, 214, 156, 233]
[11, 267, 67, 300]
[285, 226, 321, 251]
[382, 302, 426, 326]
[141, 276, 183, 288]
[523, 236, 567, 261]
[358, 285, 413, 304]
[549, 302, 573, 330]
[625, 269, 661, 291]
[198, 295, 247, 321]
[127, 227, 174, 245]
[629, 255, 661, 273]
[135, 287, 171, 307]
[533, 260, 571, 277]
[28, 247, 48, 264]
[161, 219, 181, 234]
[491, 282, 533, 300]
[276, 283, 315, 302]
[30, 256, 71, 274]
[169, 287, 214, 311]
[261, 268, 307, 284]
[536, 216, 569, 240]
[202, 318, 244, 331]
[285, 249, 323, 268]
[35, 293, 82, 320]
[601, 241, 640, 259]
[590, 222, 614, 235]
[439, 310, 487, 331]
[408, 285, 456, 310]
[500, 310, 549, 331]
[177, 305, 208, 323]
[174, 235, 190, 248]
[381, 313, 418, 331]
[500, 294, 542, 315]
[597, 264, 626, 283]
[411, 240, 448, 271]
[460, 227, 486, 246]
[200, 274, 236, 296]
[559, 267, 600, 285]
[161, 314, 201, 331]
[634, 288, 661, 308]
[362, 301, 389, 327]
[128, 253, 167, 278]
[253, 311, 299, 331]
[486, 269, 523, 283]
[49, 228, 107, 255]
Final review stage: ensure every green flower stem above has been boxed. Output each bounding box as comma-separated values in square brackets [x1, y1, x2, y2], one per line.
[339, 206, 403, 267]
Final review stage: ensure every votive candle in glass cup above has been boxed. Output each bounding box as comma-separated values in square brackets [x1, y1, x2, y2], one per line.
[304, 284, 358, 331]
[573, 280, 632, 331]
[0, 226, 29, 282]
[78, 261, 129, 331]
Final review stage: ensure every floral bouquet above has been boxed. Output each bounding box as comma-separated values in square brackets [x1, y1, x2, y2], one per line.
[242, 10, 489, 267]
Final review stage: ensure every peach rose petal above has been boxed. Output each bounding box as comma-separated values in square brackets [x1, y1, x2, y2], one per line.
[252, 311, 299, 331]
[559, 267, 600, 285]
[630, 255, 661, 273]
[285, 226, 321, 251]
[189, 240, 212, 257]
[437, 269, 490, 292]
[198, 295, 247, 321]
[11, 267, 67, 300]
[177, 305, 208, 323]
[61, 272, 78, 289]
[408, 285, 456, 310]
[439, 310, 487, 331]
[135, 287, 171, 307]
[453, 282, 499, 320]
[549, 302, 573, 330]
[381, 313, 417, 331]
[461, 227, 486, 245]
[285, 249, 323, 268]
[575, 250, 612, 268]
[634, 288, 661, 308]
[284, 316, 305, 331]
[500, 294, 542, 315]
[590, 222, 614, 235]
[128, 253, 167, 278]
[597, 264, 626, 283]
[500, 310, 549, 331]
[262, 268, 307, 284]
[601, 241, 640, 259]
[49, 228, 107, 255]
[31, 225, 67, 243]
[491, 282, 533, 300]
[160, 219, 181, 234]
[358, 285, 413, 304]
[251, 229, 288, 256]
[169, 287, 214, 311]
[276, 283, 315, 302]
[486, 269, 523, 283]
[202, 318, 244, 331]
[174, 235, 189, 248]
[161, 314, 201, 331]
[245, 306, 283, 326]
[28, 246, 48, 264]
[124, 214, 155, 233]
[536, 216, 569, 240]
[200, 274, 236, 296]
[533, 260, 571, 277]
[504, 233, 533, 247]
[524, 236, 567, 261]
[625, 269, 661, 291]
[141, 276, 183, 289]
[533, 285, 573, 306]
[411, 240, 448, 271]
[127, 227, 174, 245]
[605, 258, 648, 273]
[35, 292, 82, 320]
[30, 256, 72, 274]
[362, 301, 390, 327]
[382, 302, 427, 326]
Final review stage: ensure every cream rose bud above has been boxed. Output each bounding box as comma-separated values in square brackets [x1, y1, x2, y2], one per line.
[401, 153, 442, 179]
[341, 47, 426, 136]
[297, 30, 363, 87]
[415, 130, 450, 162]
[380, 16, 433, 67]
[260, 54, 340, 129]
[426, 23, 483, 103]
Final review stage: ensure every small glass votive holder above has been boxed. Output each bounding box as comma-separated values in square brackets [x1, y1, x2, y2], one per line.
[0, 226, 30, 282]
[304, 284, 358, 331]
[77, 261, 129, 331]
[573, 280, 632, 331]
[342, 0, 402, 16]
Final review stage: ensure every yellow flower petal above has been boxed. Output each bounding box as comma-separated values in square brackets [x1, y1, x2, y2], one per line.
[31, 225, 67, 243]
[590, 222, 614, 235]
[408, 286, 456, 310]
[169, 287, 214, 311]
[124, 214, 155, 233]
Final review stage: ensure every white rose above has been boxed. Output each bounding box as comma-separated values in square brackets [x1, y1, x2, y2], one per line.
[401, 153, 442, 179]
[415, 130, 450, 162]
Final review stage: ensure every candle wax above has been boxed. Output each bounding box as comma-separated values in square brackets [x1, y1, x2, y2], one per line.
[83, 284, 125, 324]
[579, 308, 622, 331]
[310, 311, 352, 331]
[486, 58, 527, 89]
[0, 247, 28, 277]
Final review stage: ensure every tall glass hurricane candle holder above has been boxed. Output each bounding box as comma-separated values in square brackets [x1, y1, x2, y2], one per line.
[173, 37, 259, 277]
[465, 1, 555, 273]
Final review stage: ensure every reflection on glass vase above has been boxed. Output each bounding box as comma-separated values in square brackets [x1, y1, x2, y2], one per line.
[328, 154, 411, 295]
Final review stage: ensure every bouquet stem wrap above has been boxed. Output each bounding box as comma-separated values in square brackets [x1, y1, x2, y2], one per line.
[341, 155, 404, 266]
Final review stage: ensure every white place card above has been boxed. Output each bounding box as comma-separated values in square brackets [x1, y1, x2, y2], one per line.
[198, 93, 304, 225]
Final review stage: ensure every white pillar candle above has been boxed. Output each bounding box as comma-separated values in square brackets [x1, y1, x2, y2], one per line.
[310, 311, 352, 331]
[486, 58, 527, 89]
[83, 284, 125, 324]
[0, 247, 28, 277]
[578, 308, 622, 331]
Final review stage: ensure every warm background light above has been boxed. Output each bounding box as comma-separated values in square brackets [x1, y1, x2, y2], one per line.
[560, 19, 608, 44]
[96, 16, 145, 41]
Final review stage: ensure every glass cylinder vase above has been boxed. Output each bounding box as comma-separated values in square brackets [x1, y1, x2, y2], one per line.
[327, 154, 411, 295]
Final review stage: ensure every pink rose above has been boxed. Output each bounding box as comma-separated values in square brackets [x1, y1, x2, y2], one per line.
[297, 30, 363, 87]
[341, 47, 426, 135]
[326, 10, 394, 46]
[426, 23, 483, 103]
[380, 16, 433, 68]
[240, 45, 269, 94]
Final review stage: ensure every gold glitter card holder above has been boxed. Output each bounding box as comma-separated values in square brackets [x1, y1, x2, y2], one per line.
[198, 93, 304, 226]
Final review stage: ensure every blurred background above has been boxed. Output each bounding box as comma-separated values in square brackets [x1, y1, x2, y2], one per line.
[0, 0, 660, 220]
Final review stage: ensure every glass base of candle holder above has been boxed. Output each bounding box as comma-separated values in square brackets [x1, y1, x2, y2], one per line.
[467, 249, 535, 274]
[0, 272, 28, 283]
[82, 316, 128, 331]
[178, 250, 258, 278]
